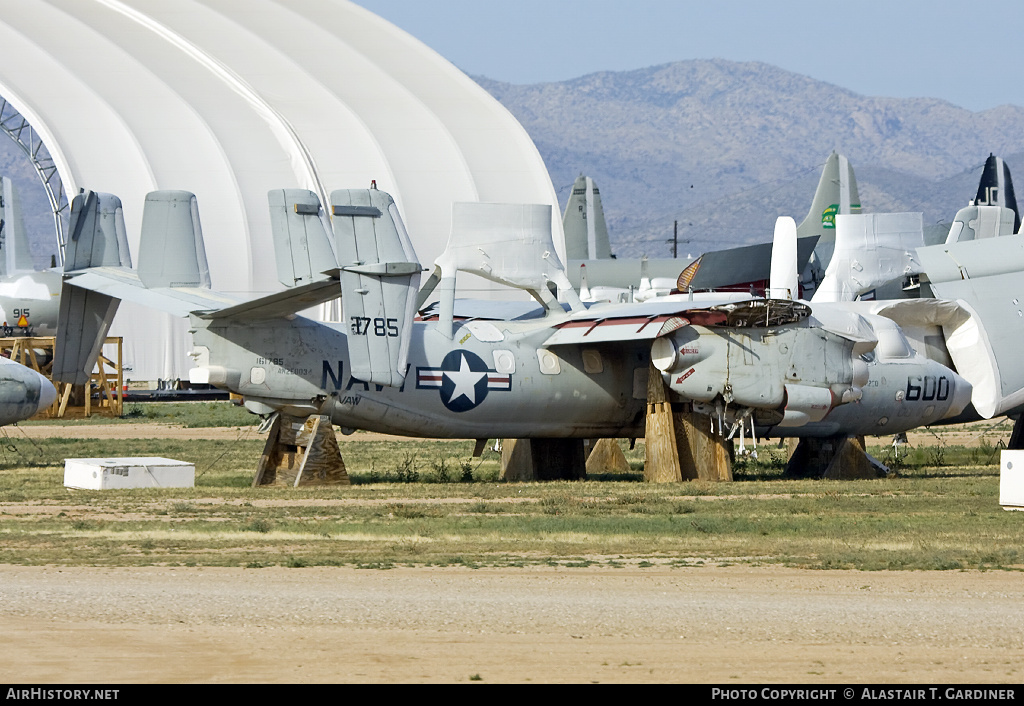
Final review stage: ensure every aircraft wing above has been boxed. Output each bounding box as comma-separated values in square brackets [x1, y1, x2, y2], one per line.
[543, 297, 811, 346]
[544, 313, 692, 345]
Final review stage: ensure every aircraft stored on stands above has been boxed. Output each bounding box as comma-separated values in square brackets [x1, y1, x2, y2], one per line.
[52, 181, 1024, 478]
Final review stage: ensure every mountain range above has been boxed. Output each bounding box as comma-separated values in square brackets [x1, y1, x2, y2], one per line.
[476, 59, 1024, 258]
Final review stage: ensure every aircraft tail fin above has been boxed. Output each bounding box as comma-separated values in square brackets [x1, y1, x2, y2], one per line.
[945, 205, 1016, 244]
[768, 216, 798, 299]
[0, 177, 38, 277]
[63, 190, 132, 271]
[332, 188, 422, 388]
[53, 190, 131, 385]
[813, 212, 924, 303]
[974, 154, 1020, 233]
[137, 191, 211, 288]
[798, 151, 861, 275]
[269, 189, 337, 287]
[562, 175, 613, 260]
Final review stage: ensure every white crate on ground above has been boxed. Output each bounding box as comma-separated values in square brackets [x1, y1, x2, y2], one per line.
[64, 457, 195, 490]
[999, 450, 1024, 511]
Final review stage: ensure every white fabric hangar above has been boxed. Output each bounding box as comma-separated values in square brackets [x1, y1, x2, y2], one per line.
[0, 0, 561, 382]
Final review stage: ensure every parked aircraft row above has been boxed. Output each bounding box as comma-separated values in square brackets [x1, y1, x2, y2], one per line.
[0, 153, 1018, 471]
[45, 159, 1024, 475]
[563, 151, 861, 301]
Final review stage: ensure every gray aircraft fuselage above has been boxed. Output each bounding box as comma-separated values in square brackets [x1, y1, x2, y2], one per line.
[194, 315, 651, 439]
[189, 302, 969, 442]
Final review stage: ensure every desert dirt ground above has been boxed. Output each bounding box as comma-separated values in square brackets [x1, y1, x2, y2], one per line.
[2, 564, 1023, 685]
[2, 421, 1021, 684]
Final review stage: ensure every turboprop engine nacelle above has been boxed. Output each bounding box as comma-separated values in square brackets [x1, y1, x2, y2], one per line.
[650, 324, 862, 424]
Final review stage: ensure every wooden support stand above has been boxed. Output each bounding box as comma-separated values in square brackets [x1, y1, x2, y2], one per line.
[643, 364, 732, 482]
[500, 438, 586, 481]
[785, 435, 888, 479]
[0, 336, 123, 418]
[584, 438, 631, 475]
[253, 414, 350, 487]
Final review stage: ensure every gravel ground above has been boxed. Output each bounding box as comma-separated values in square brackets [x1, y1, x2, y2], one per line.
[2, 564, 1022, 684]
[4, 421, 1020, 683]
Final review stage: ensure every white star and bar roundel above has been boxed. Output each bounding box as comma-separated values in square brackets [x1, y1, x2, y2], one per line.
[416, 350, 512, 412]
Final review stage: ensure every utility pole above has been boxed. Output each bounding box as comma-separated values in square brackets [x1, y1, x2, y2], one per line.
[673, 220, 678, 259]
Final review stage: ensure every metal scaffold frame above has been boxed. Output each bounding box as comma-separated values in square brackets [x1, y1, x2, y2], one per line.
[0, 98, 68, 265]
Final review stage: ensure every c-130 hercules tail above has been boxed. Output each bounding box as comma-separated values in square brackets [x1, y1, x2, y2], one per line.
[54, 185, 978, 480]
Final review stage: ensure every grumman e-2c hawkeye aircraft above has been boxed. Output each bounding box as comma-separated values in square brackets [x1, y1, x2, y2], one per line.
[52, 187, 982, 480]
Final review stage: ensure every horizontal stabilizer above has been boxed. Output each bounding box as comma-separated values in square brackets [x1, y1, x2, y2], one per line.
[269, 189, 337, 287]
[200, 275, 341, 321]
[332, 188, 421, 388]
[138, 191, 211, 288]
[66, 268, 238, 318]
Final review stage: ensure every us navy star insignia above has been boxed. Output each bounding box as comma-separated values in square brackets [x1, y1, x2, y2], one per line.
[415, 350, 512, 413]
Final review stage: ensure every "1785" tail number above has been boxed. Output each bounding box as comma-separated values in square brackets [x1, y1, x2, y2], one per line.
[350, 317, 399, 337]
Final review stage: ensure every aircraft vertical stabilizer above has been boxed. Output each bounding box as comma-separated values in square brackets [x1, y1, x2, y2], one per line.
[799, 151, 862, 278]
[137, 191, 211, 289]
[975, 154, 1020, 233]
[53, 191, 131, 385]
[768, 216, 798, 299]
[0, 177, 36, 277]
[945, 205, 1016, 244]
[269, 189, 337, 287]
[562, 175, 613, 260]
[332, 188, 421, 388]
[813, 212, 924, 303]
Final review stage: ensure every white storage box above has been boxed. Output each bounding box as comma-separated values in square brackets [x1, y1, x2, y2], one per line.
[999, 450, 1024, 511]
[64, 457, 195, 490]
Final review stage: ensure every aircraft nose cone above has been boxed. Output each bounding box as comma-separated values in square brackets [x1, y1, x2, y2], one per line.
[36, 372, 57, 411]
[946, 370, 974, 419]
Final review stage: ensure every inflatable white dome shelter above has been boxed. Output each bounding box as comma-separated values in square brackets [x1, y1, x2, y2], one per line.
[0, 0, 562, 383]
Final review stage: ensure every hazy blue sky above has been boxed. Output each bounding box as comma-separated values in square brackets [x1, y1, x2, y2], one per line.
[353, 0, 1023, 112]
